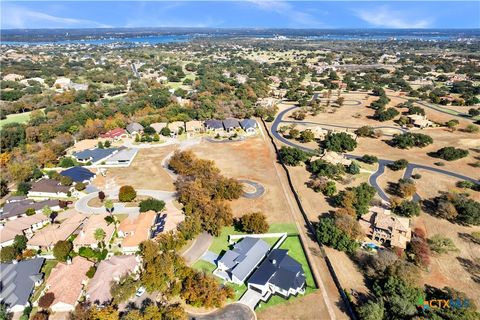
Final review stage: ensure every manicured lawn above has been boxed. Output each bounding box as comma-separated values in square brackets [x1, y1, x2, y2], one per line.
[208, 223, 298, 255]
[192, 260, 216, 273]
[0, 111, 32, 128]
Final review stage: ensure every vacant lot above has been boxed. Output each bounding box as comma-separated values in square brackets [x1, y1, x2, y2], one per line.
[189, 136, 295, 224]
[413, 213, 480, 306]
[107, 146, 176, 191]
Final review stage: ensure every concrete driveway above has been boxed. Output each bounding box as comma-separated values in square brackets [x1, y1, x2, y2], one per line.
[182, 232, 213, 265]
[189, 303, 255, 320]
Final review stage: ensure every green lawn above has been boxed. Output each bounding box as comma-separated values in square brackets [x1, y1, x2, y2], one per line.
[0, 111, 32, 128]
[31, 260, 58, 302]
[208, 223, 298, 255]
[192, 260, 216, 273]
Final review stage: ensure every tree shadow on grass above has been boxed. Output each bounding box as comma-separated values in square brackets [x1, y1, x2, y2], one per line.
[456, 257, 480, 284]
[458, 232, 480, 245]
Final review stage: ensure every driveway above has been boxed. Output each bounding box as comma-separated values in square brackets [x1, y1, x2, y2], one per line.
[182, 232, 213, 265]
[201, 250, 219, 265]
[238, 179, 265, 199]
[238, 289, 263, 310]
[189, 303, 255, 320]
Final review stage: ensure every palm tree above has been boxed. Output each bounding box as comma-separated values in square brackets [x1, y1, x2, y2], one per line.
[94, 228, 106, 242]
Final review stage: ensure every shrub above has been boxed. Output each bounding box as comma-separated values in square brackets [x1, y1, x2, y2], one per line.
[25, 208, 36, 216]
[432, 147, 469, 161]
[355, 126, 376, 137]
[59, 157, 76, 168]
[38, 292, 55, 309]
[119, 185, 137, 202]
[309, 159, 345, 180]
[323, 132, 357, 152]
[393, 200, 421, 217]
[86, 266, 96, 278]
[388, 159, 409, 171]
[360, 154, 378, 164]
[239, 212, 269, 234]
[374, 107, 399, 121]
[347, 161, 360, 175]
[53, 240, 72, 261]
[428, 234, 458, 254]
[299, 129, 315, 143]
[0, 246, 16, 262]
[59, 175, 73, 186]
[17, 182, 31, 195]
[464, 124, 479, 133]
[75, 182, 86, 191]
[278, 146, 311, 166]
[390, 133, 433, 149]
[316, 218, 359, 252]
[160, 127, 171, 137]
[139, 198, 166, 212]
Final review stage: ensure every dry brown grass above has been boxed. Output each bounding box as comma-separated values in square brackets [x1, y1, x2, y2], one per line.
[106, 146, 176, 191]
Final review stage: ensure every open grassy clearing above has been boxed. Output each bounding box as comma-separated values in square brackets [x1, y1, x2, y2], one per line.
[0, 111, 33, 128]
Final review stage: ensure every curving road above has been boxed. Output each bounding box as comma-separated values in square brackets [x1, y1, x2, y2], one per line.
[189, 303, 255, 320]
[272, 105, 479, 202]
[238, 179, 265, 199]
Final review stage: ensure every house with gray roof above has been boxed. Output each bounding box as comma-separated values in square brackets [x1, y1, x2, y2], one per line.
[222, 118, 241, 133]
[204, 119, 224, 133]
[214, 237, 270, 284]
[28, 179, 71, 199]
[73, 148, 118, 164]
[247, 249, 305, 302]
[0, 199, 60, 221]
[126, 122, 144, 135]
[104, 148, 138, 166]
[240, 119, 258, 134]
[0, 258, 45, 313]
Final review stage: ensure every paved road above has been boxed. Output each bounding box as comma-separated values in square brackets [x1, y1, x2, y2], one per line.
[189, 303, 255, 320]
[272, 105, 479, 202]
[238, 179, 265, 199]
[182, 232, 213, 265]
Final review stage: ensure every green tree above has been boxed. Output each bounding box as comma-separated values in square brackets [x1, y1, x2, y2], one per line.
[0, 246, 17, 262]
[388, 159, 409, 171]
[13, 235, 27, 254]
[139, 198, 166, 212]
[0, 179, 9, 197]
[59, 157, 76, 168]
[42, 205, 52, 217]
[432, 147, 469, 161]
[347, 161, 360, 175]
[119, 185, 137, 202]
[316, 218, 359, 252]
[323, 132, 357, 152]
[94, 228, 106, 242]
[299, 129, 315, 143]
[357, 300, 385, 320]
[239, 212, 269, 234]
[25, 208, 36, 216]
[278, 146, 311, 166]
[16, 182, 31, 195]
[110, 275, 137, 305]
[53, 240, 72, 261]
[393, 200, 420, 217]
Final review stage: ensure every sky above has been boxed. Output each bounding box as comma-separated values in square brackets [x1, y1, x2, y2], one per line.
[1, 1, 479, 30]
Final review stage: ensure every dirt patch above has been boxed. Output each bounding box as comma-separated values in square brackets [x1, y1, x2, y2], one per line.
[87, 197, 103, 208]
[188, 136, 294, 224]
[412, 213, 480, 306]
[106, 146, 176, 191]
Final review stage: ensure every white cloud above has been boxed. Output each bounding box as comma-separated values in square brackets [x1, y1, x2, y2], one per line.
[356, 6, 432, 29]
[245, 0, 326, 27]
[1, 4, 110, 29]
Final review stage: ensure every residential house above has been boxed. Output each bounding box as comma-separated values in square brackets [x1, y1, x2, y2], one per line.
[359, 206, 412, 249]
[73, 214, 115, 250]
[168, 121, 185, 137]
[103, 148, 138, 166]
[204, 119, 224, 133]
[126, 123, 144, 135]
[118, 210, 156, 254]
[86, 255, 140, 305]
[28, 209, 87, 250]
[319, 151, 352, 166]
[0, 214, 50, 248]
[44, 256, 94, 313]
[407, 114, 434, 129]
[28, 179, 71, 199]
[240, 119, 258, 134]
[0, 199, 60, 221]
[222, 118, 241, 133]
[73, 148, 118, 165]
[214, 237, 270, 284]
[60, 167, 96, 184]
[54, 77, 72, 90]
[0, 258, 45, 313]
[100, 128, 129, 140]
[247, 249, 306, 303]
[185, 120, 204, 136]
[150, 122, 167, 134]
[311, 126, 329, 140]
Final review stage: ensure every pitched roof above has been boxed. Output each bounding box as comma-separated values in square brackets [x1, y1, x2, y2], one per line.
[222, 118, 240, 129]
[204, 119, 223, 129]
[1, 214, 49, 244]
[73, 148, 118, 163]
[218, 237, 270, 282]
[28, 210, 87, 247]
[100, 128, 127, 139]
[0, 258, 45, 309]
[73, 214, 115, 247]
[1, 199, 60, 220]
[126, 123, 144, 134]
[86, 255, 138, 304]
[185, 120, 203, 131]
[150, 122, 167, 133]
[60, 167, 95, 183]
[46, 256, 94, 308]
[104, 148, 138, 163]
[119, 211, 156, 248]
[248, 249, 305, 292]
[30, 179, 70, 194]
[240, 119, 257, 130]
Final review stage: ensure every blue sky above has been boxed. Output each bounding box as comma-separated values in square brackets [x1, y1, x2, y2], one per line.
[1, 1, 479, 29]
